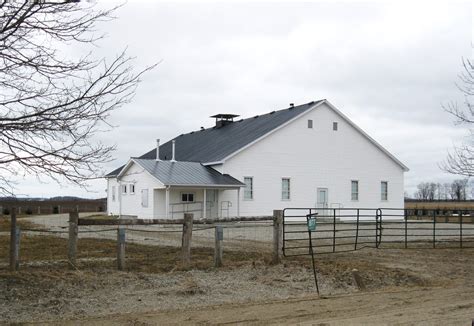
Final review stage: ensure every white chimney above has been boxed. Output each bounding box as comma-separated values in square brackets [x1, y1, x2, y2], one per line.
[156, 139, 161, 162]
[171, 140, 176, 162]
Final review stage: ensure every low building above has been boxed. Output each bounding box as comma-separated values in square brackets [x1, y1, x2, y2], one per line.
[105, 99, 408, 219]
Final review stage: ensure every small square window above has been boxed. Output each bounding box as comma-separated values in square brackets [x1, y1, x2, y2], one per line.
[333, 122, 338, 131]
[307, 119, 313, 129]
[181, 193, 195, 202]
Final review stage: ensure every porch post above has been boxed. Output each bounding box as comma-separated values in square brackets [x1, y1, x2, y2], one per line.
[165, 187, 170, 218]
[237, 188, 240, 218]
[203, 189, 207, 219]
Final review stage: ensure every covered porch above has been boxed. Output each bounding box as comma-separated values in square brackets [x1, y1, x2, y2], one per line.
[155, 186, 241, 220]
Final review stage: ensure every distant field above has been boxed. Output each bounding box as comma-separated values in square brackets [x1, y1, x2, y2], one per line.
[0, 198, 106, 215]
[405, 200, 474, 210]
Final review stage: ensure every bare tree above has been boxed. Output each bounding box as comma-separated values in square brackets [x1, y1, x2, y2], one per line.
[441, 58, 474, 176]
[0, 1, 154, 194]
[449, 179, 469, 200]
[415, 182, 432, 200]
[439, 183, 451, 200]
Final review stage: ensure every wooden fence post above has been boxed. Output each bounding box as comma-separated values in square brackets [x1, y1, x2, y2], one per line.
[10, 207, 19, 271]
[214, 225, 223, 267]
[181, 213, 193, 266]
[68, 211, 79, 269]
[352, 269, 366, 291]
[272, 210, 283, 264]
[117, 227, 126, 270]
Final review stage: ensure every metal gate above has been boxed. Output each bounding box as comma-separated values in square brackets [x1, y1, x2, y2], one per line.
[283, 207, 474, 257]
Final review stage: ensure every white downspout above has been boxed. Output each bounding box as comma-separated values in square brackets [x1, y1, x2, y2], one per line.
[237, 187, 240, 218]
[165, 186, 170, 218]
[118, 179, 122, 218]
[203, 188, 207, 219]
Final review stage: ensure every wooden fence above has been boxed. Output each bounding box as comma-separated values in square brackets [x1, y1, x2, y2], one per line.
[7, 209, 284, 271]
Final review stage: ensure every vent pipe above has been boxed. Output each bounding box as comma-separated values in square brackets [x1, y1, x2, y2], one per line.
[171, 140, 176, 162]
[156, 139, 161, 162]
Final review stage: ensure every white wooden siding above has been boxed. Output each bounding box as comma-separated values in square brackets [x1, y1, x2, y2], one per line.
[217, 102, 405, 216]
[107, 162, 163, 218]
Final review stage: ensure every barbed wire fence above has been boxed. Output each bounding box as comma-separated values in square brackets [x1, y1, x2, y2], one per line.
[0, 208, 282, 272]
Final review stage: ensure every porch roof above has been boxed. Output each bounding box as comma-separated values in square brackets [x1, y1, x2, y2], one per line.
[131, 159, 244, 188]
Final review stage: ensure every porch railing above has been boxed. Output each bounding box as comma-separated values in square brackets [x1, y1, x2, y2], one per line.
[169, 201, 203, 219]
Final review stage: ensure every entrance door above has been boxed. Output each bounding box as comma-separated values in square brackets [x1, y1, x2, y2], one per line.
[206, 189, 218, 218]
[317, 188, 329, 217]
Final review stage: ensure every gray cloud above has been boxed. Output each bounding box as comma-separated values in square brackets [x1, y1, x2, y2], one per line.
[10, 1, 472, 198]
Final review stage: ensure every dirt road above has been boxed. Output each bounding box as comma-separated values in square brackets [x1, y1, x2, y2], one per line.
[52, 284, 474, 325]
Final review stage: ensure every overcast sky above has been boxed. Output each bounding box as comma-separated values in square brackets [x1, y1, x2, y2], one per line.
[13, 1, 473, 198]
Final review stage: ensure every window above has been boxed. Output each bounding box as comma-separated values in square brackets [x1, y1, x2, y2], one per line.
[181, 192, 195, 202]
[381, 181, 388, 201]
[244, 177, 253, 200]
[130, 184, 135, 194]
[112, 186, 116, 202]
[333, 122, 338, 131]
[351, 180, 359, 201]
[307, 119, 313, 129]
[121, 184, 127, 194]
[282, 178, 290, 200]
[141, 189, 149, 207]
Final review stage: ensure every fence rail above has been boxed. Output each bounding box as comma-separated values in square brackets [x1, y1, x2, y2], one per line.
[283, 208, 474, 257]
[2, 209, 279, 271]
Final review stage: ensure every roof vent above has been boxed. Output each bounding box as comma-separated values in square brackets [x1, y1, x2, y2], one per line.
[254, 115, 259, 119]
[289, 103, 295, 108]
[210, 113, 240, 128]
[200, 127, 205, 131]
[270, 111, 275, 114]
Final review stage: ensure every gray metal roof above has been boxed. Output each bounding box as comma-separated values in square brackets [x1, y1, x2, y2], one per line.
[106, 101, 321, 177]
[128, 159, 244, 187]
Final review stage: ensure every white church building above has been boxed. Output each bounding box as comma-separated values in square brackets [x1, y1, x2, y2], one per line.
[105, 99, 408, 219]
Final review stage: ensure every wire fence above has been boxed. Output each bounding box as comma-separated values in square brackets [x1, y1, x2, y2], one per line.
[0, 212, 275, 271]
[283, 208, 474, 257]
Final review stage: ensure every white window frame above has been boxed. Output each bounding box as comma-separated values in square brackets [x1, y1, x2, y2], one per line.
[130, 184, 135, 195]
[243, 177, 253, 200]
[141, 189, 149, 207]
[121, 184, 127, 195]
[181, 192, 195, 203]
[281, 178, 291, 201]
[112, 186, 116, 202]
[351, 180, 359, 201]
[381, 181, 388, 201]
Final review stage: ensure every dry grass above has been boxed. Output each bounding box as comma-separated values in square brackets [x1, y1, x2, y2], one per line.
[0, 216, 40, 232]
[0, 233, 269, 273]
